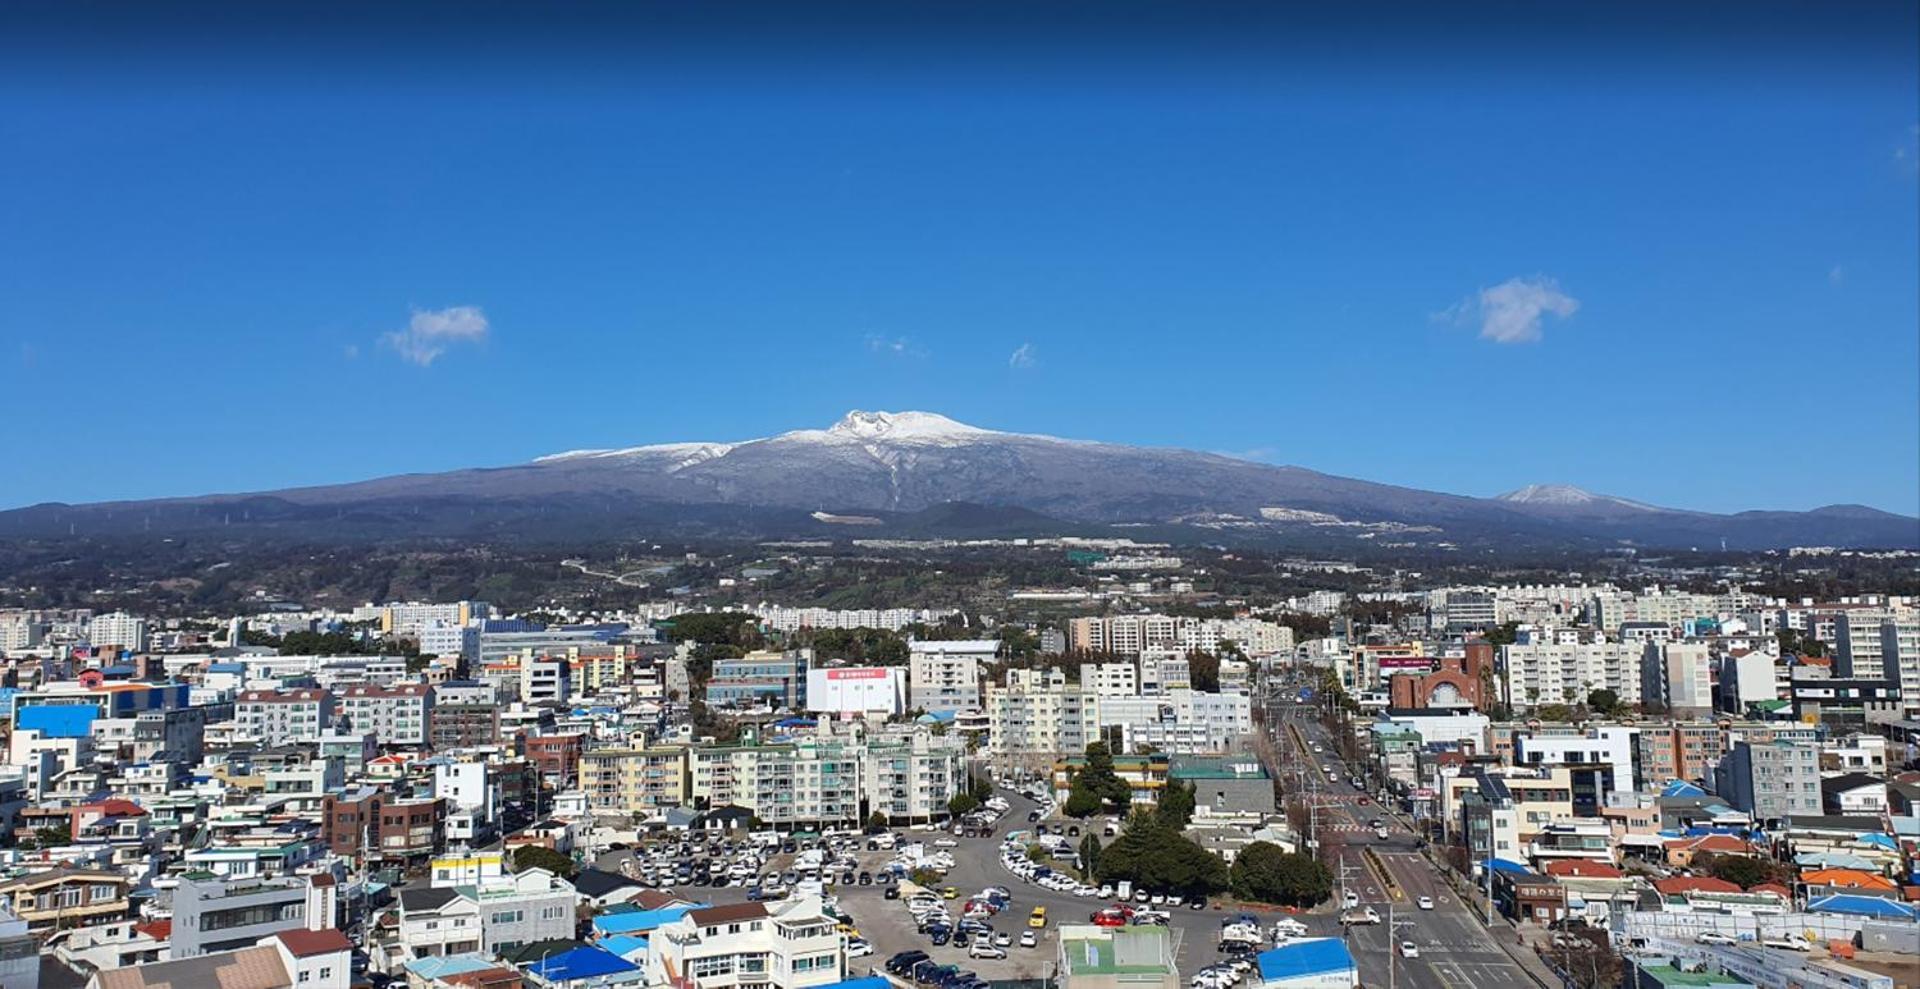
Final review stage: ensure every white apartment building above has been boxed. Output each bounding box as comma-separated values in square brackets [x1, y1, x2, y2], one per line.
[86, 612, 147, 652]
[395, 867, 575, 963]
[908, 640, 993, 713]
[1068, 615, 1291, 657]
[1837, 609, 1920, 717]
[417, 622, 479, 661]
[520, 659, 571, 705]
[376, 601, 489, 635]
[1139, 653, 1191, 695]
[645, 897, 845, 989]
[337, 683, 432, 747]
[1500, 641, 1643, 710]
[1511, 727, 1638, 801]
[0, 618, 47, 652]
[985, 682, 1100, 761]
[1099, 690, 1253, 755]
[236, 689, 335, 745]
[685, 724, 964, 827]
[1081, 662, 1139, 697]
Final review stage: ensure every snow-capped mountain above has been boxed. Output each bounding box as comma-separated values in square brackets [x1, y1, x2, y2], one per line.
[3, 410, 1913, 549]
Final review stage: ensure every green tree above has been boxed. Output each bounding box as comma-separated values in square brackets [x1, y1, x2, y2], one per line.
[1094, 810, 1228, 895]
[1586, 689, 1621, 716]
[1229, 843, 1332, 907]
[1067, 741, 1131, 817]
[1484, 621, 1522, 647]
[1157, 779, 1196, 830]
[513, 845, 578, 879]
[1078, 834, 1103, 878]
[1706, 853, 1783, 889]
[867, 811, 890, 832]
[948, 792, 981, 818]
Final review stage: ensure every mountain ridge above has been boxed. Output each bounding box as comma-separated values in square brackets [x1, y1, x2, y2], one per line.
[2, 410, 1913, 550]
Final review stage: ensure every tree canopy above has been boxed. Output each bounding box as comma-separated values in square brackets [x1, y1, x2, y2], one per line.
[1093, 810, 1227, 895]
[1157, 779, 1196, 830]
[1066, 741, 1134, 818]
[1229, 842, 1332, 907]
[513, 844, 578, 879]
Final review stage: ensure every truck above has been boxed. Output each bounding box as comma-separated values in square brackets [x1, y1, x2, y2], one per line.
[1115, 880, 1133, 900]
[1339, 907, 1381, 926]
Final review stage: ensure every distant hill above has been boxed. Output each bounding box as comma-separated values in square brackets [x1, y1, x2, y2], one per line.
[3, 410, 1913, 550]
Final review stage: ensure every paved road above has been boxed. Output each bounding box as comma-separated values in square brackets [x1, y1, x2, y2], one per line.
[1265, 685, 1540, 989]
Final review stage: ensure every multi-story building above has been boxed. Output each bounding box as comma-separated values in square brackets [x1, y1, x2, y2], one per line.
[707, 650, 810, 710]
[803, 666, 908, 717]
[429, 680, 500, 750]
[320, 786, 385, 860]
[687, 733, 862, 828]
[1641, 642, 1713, 716]
[167, 873, 330, 958]
[581, 746, 689, 817]
[1098, 691, 1252, 755]
[526, 732, 585, 784]
[338, 683, 433, 747]
[1837, 610, 1920, 718]
[418, 621, 480, 662]
[644, 898, 845, 989]
[1715, 651, 1782, 715]
[1499, 640, 1642, 711]
[375, 797, 446, 871]
[0, 868, 130, 932]
[1081, 662, 1138, 697]
[520, 658, 572, 706]
[236, 689, 335, 745]
[908, 640, 993, 713]
[376, 601, 489, 636]
[397, 867, 576, 962]
[1714, 739, 1821, 823]
[86, 613, 147, 652]
[1634, 721, 1730, 788]
[985, 680, 1100, 765]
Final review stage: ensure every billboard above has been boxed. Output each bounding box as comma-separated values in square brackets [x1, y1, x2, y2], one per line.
[806, 666, 907, 715]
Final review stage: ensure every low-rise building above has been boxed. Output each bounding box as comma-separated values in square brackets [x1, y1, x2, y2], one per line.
[644, 898, 844, 989]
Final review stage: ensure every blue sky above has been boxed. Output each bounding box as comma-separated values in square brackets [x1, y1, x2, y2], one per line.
[2, 3, 1916, 515]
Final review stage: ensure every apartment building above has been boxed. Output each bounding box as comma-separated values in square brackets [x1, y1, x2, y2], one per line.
[1500, 641, 1642, 710]
[0, 868, 130, 932]
[520, 659, 572, 706]
[1510, 726, 1638, 802]
[338, 683, 433, 747]
[86, 613, 148, 652]
[376, 601, 489, 636]
[687, 734, 860, 828]
[1641, 642, 1713, 715]
[581, 746, 690, 816]
[1714, 739, 1821, 823]
[1836, 610, 1920, 717]
[644, 898, 845, 989]
[236, 689, 335, 745]
[429, 681, 500, 750]
[985, 680, 1100, 762]
[908, 640, 993, 713]
[1081, 662, 1139, 697]
[1098, 691, 1252, 755]
[375, 797, 446, 871]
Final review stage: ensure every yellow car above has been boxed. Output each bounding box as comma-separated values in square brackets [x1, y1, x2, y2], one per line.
[941, 887, 959, 900]
[1028, 907, 1047, 929]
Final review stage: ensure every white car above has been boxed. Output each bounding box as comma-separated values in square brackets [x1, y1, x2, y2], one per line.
[1098, 885, 1114, 898]
[994, 932, 1013, 947]
[1399, 941, 1419, 958]
[969, 943, 1007, 960]
[1695, 932, 1736, 946]
[1761, 938, 1809, 953]
[1416, 896, 1434, 910]
[933, 839, 959, 848]
[847, 940, 874, 958]
[1019, 930, 1039, 948]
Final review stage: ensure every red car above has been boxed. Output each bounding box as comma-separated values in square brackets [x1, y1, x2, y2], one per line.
[1090, 905, 1132, 927]
[1357, 797, 1370, 804]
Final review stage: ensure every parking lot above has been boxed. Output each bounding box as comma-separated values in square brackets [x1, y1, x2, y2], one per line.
[591, 784, 1307, 988]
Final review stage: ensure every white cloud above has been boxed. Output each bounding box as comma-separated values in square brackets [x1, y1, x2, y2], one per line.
[1829, 264, 1846, 285]
[1008, 342, 1037, 369]
[865, 334, 923, 358]
[1441, 275, 1580, 344]
[382, 305, 489, 366]
[343, 343, 360, 359]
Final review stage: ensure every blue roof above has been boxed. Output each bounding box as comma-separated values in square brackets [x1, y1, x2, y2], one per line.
[598, 934, 649, 959]
[815, 979, 891, 989]
[526, 947, 639, 981]
[208, 663, 247, 673]
[1662, 780, 1707, 797]
[1485, 857, 1533, 875]
[592, 903, 701, 935]
[17, 704, 98, 738]
[1807, 894, 1919, 920]
[405, 954, 500, 980]
[1257, 939, 1355, 981]
[917, 710, 958, 723]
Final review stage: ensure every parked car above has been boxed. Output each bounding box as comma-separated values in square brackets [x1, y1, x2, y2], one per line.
[1019, 931, 1038, 948]
[1695, 932, 1736, 946]
[1399, 941, 1419, 958]
[969, 943, 1006, 960]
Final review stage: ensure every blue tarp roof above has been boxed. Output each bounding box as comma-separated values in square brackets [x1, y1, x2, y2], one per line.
[208, 662, 246, 673]
[1257, 939, 1355, 981]
[1485, 858, 1533, 875]
[1807, 894, 1919, 920]
[526, 947, 639, 982]
[17, 705, 98, 738]
[592, 904, 701, 935]
[917, 710, 958, 723]
[598, 934, 649, 959]
[1662, 780, 1707, 797]
[1858, 832, 1898, 850]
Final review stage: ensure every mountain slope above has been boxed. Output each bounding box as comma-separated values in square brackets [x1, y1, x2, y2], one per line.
[2, 411, 1913, 550]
